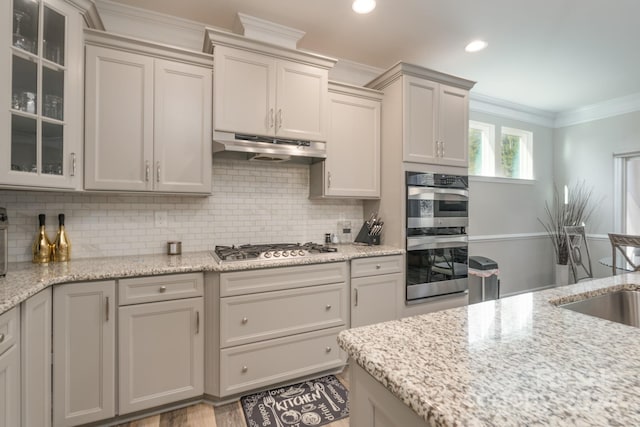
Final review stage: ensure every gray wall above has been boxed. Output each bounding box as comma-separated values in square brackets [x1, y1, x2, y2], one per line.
[468, 111, 556, 296]
[553, 111, 640, 234]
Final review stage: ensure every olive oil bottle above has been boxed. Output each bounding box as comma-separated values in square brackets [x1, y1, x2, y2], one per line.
[32, 214, 52, 263]
[54, 213, 71, 262]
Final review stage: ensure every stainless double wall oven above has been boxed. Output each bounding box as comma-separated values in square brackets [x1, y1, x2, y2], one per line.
[406, 172, 469, 302]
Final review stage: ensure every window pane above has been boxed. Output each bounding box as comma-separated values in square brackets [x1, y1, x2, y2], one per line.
[12, 55, 37, 114]
[469, 128, 483, 175]
[43, 67, 64, 120]
[501, 134, 521, 178]
[11, 114, 37, 173]
[44, 6, 65, 65]
[43, 122, 64, 175]
[13, 0, 39, 55]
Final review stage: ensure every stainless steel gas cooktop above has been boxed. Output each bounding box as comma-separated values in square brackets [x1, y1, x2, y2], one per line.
[212, 242, 337, 262]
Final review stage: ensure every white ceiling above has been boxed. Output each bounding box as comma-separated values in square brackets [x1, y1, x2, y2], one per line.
[110, 0, 640, 113]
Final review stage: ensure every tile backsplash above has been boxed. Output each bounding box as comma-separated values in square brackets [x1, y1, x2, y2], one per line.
[0, 159, 364, 263]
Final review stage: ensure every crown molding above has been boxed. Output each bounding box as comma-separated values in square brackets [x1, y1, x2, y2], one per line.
[233, 13, 305, 49]
[554, 92, 640, 128]
[470, 93, 556, 128]
[95, 0, 206, 51]
[329, 58, 384, 86]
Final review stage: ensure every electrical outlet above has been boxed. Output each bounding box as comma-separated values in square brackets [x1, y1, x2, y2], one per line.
[154, 211, 168, 228]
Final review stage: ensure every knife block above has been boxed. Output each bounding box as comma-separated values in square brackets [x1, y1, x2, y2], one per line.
[354, 222, 380, 246]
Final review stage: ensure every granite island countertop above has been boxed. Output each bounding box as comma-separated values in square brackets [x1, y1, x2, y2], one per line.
[0, 244, 403, 315]
[338, 272, 640, 426]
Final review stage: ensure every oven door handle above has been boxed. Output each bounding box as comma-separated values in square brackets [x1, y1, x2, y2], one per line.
[407, 235, 468, 251]
[407, 187, 468, 200]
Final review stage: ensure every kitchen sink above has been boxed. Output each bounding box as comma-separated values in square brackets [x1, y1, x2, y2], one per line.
[560, 290, 640, 327]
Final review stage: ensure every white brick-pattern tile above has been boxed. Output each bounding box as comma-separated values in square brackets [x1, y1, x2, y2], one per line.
[0, 159, 364, 262]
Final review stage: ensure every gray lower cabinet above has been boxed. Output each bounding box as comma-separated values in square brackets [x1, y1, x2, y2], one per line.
[118, 275, 204, 414]
[0, 306, 20, 427]
[21, 288, 52, 427]
[53, 281, 116, 427]
[206, 262, 348, 398]
[351, 255, 403, 328]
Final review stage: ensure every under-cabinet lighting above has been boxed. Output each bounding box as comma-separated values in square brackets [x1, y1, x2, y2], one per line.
[352, 0, 376, 14]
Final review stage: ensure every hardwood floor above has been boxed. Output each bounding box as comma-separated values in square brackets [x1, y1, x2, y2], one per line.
[118, 367, 350, 427]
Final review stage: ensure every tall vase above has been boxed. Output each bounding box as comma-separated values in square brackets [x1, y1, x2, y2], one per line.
[555, 263, 569, 286]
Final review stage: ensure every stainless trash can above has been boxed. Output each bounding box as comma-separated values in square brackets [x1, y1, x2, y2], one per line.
[468, 256, 499, 304]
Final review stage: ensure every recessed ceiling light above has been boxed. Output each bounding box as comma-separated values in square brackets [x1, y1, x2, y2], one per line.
[465, 40, 488, 53]
[352, 0, 376, 14]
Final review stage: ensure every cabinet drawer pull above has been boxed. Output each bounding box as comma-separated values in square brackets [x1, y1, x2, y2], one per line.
[0, 333, 4, 343]
[325, 304, 332, 310]
[242, 317, 248, 324]
[159, 286, 167, 293]
[242, 365, 248, 373]
[325, 346, 332, 353]
[196, 311, 200, 334]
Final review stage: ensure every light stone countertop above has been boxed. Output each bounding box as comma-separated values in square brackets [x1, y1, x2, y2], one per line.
[0, 244, 403, 315]
[338, 272, 640, 426]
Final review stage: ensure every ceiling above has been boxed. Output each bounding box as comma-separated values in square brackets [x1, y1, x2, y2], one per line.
[110, 0, 640, 113]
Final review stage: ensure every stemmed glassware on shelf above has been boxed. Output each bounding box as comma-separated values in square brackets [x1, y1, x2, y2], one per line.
[13, 9, 35, 53]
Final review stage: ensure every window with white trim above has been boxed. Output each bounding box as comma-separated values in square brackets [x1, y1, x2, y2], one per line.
[468, 121, 533, 180]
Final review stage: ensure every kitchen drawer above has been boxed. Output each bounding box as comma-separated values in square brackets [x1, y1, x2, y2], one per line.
[219, 326, 346, 397]
[119, 273, 203, 305]
[351, 255, 403, 278]
[0, 306, 19, 356]
[220, 283, 347, 347]
[220, 262, 347, 297]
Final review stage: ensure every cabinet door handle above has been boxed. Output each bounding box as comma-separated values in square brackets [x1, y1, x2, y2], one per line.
[145, 161, 150, 182]
[0, 333, 4, 343]
[325, 346, 332, 353]
[354, 288, 358, 307]
[242, 365, 248, 373]
[156, 162, 160, 183]
[277, 109, 283, 130]
[242, 317, 248, 324]
[196, 311, 200, 334]
[441, 141, 445, 157]
[159, 286, 167, 293]
[70, 152, 76, 177]
[105, 297, 110, 322]
[328, 171, 332, 189]
[326, 304, 332, 310]
[269, 108, 274, 128]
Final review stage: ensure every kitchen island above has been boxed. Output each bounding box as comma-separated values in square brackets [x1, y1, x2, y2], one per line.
[338, 272, 640, 426]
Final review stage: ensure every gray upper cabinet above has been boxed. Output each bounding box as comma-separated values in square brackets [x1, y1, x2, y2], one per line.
[0, 0, 100, 190]
[205, 27, 336, 143]
[310, 82, 382, 199]
[84, 30, 212, 194]
[367, 62, 475, 168]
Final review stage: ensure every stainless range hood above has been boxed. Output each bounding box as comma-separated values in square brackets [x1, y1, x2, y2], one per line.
[212, 131, 326, 163]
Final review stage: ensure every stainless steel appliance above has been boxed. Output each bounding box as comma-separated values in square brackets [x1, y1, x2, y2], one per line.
[405, 172, 469, 302]
[212, 242, 337, 262]
[212, 132, 326, 163]
[0, 208, 8, 276]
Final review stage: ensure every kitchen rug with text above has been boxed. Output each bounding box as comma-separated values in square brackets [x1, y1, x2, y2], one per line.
[240, 375, 349, 427]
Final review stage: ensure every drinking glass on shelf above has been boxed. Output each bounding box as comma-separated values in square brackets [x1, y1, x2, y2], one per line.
[13, 10, 34, 53]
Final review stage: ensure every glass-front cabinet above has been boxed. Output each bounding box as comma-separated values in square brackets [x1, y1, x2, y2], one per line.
[1, 0, 85, 189]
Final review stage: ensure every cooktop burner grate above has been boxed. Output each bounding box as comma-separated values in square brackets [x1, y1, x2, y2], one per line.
[213, 242, 337, 261]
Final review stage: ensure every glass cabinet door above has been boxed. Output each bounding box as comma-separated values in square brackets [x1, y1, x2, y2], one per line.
[9, 0, 68, 179]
